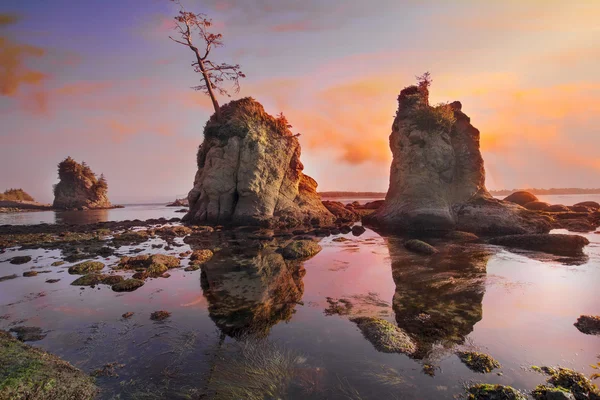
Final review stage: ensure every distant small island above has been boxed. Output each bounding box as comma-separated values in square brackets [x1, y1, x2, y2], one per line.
[320, 188, 600, 198]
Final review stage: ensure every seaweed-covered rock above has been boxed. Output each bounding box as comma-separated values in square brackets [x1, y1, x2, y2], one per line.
[150, 310, 171, 321]
[532, 385, 576, 400]
[574, 315, 600, 335]
[540, 367, 600, 400]
[116, 254, 180, 276]
[404, 239, 438, 255]
[457, 351, 500, 373]
[350, 317, 416, 354]
[111, 279, 144, 292]
[71, 273, 123, 286]
[8, 326, 47, 342]
[68, 261, 105, 275]
[504, 191, 539, 206]
[53, 157, 112, 210]
[190, 249, 214, 265]
[488, 234, 589, 257]
[366, 83, 551, 235]
[281, 240, 322, 260]
[0, 330, 97, 399]
[184, 98, 335, 227]
[467, 384, 527, 400]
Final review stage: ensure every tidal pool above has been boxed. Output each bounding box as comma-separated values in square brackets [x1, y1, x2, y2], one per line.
[0, 223, 598, 399]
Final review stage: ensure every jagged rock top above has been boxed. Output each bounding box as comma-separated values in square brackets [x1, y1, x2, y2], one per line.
[53, 157, 112, 210]
[185, 98, 334, 227]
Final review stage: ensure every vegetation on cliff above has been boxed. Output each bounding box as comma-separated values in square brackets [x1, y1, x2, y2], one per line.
[0, 189, 34, 202]
[53, 157, 111, 210]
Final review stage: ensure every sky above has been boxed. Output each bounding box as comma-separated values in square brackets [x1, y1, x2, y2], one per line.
[1, 0, 599, 204]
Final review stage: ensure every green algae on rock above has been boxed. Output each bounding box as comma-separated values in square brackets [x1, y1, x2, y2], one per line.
[111, 278, 145, 292]
[467, 384, 526, 400]
[0, 330, 97, 399]
[68, 261, 105, 275]
[457, 351, 501, 373]
[350, 317, 416, 354]
[71, 273, 124, 286]
[404, 239, 438, 255]
[189, 249, 214, 265]
[539, 367, 600, 400]
[281, 240, 322, 260]
[117, 254, 180, 273]
[532, 385, 575, 400]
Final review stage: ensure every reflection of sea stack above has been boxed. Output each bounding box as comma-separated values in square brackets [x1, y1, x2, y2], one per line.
[366, 83, 551, 234]
[52, 157, 112, 210]
[184, 98, 334, 227]
[387, 238, 492, 359]
[200, 243, 307, 337]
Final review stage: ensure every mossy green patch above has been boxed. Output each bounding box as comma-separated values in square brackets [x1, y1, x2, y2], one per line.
[281, 240, 322, 260]
[0, 330, 97, 399]
[350, 317, 416, 354]
[68, 261, 104, 275]
[466, 384, 526, 400]
[457, 351, 500, 373]
[111, 279, 144, 292]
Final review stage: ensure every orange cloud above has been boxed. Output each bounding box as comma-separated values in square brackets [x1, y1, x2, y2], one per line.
[0, 37, 47, 96]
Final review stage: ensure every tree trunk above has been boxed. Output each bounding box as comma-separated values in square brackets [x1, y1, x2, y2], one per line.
[193, 50, 221, 120]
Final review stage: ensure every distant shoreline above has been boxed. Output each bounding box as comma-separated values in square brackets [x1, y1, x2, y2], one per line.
[320, 189, 600, 198]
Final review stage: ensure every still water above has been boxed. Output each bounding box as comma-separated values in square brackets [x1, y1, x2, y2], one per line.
[0, 203, 598, 398]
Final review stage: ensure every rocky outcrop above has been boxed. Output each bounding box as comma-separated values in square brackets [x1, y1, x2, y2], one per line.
[53, 157, 112, 210]
[366, 83, 551, 234]
[504, 191, 538, 206]
[184, 98, 334, 227]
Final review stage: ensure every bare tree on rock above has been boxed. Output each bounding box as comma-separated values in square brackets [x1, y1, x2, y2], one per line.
[168, 0, 245, 120]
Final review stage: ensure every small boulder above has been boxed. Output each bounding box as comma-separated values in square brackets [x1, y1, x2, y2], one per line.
[573, 201, 600, 210]
[574, 315, 600, 335]
[457, 351, 500, 373]
[488, 234, 589, 257]
[122, 312, 134, 319]
[0, 274, 18, 282]
[350, 317, 416, 354]
[111, 279, 144, 292]
[22, 271, 38, 277]
[467, 384, 526, 400]
[351, 225, 366, 236]
[504, 191, 538, 206]
[281, 240, 322, 260]
[68, 261, 105, 275]
[524, 201, 551, 211]
[190, 249, 214, 265]
[547, 204, 571, 213]
[9, 256, 31, 265]
[150, 310, 171, 321]
[322, 201, 360, 223]
[404, 239, 438, 255]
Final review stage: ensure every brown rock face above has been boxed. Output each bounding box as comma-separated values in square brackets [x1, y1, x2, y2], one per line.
[52, 157, 111, 210]
[366, 85, 551, 234]
[184, 98, 334, 227]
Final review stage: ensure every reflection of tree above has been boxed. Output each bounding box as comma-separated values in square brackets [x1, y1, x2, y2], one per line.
[200, 246, 306, 338]
[387, 237, 493, 359]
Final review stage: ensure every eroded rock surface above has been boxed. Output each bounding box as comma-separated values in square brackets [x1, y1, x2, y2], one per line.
[53, 157, 112, 210]
[184, 98, 334, 227]
[366, 84, 551, 235]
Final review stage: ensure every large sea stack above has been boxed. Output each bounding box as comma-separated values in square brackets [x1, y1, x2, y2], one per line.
[53, 157, 112, 210]
[184, 98, 334, 227]
[366, 84, 551, 234]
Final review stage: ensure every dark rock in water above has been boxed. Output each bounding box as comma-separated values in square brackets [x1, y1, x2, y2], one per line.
[404, 239, 438, 255]
[281, 240, 322, 260]
[322, 201, 360, 223]
[9, 255, 31, 264]
[184, 98, 335, 227]
[366, 84, 550, 234]
[547, 204, 571, 213]
[504, 191, 539, 206]
[573, 201, 600, 210]
[53, 157, 113, 210]
[0, 330, 97, 399]
[467, 384, 526, 400]
[488, 234, 589, 257]
[351, 225, 366, 236]
[166, 198, 188, 207]
[0, 274, 18, 282]
[111, 279, 144, 292]
[150, 310, 171, 321]
[574, 315, 600, 335]
[22, 271, 38, 277]
[524, 201, 551, 211]
[122, 312, 134, 319]
[457, 351, 500, 373]
[45, 279, 60, 283]
[350, 317, 416, 354]
[9, 326, 47, 342]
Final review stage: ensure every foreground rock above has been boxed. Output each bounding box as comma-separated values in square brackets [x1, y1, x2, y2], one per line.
[488, 234, 589, 257]
[53, 156, 113, 210]
[366, 82, 551, 234]
[533, 366, 600, 400]
[0, 330, 97, 399]
[467, 384, 526, 400]
[504, 191, 539, 206]
[574, 315, 600, 335]
[457, 351, 500, 373]
[281, 240, 322, 260]
[350, 317, 416, 354]
[184, 98, 334, 227]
